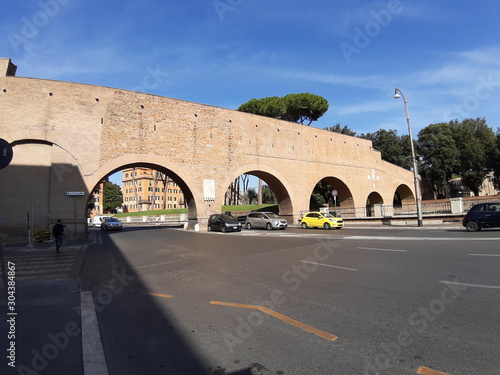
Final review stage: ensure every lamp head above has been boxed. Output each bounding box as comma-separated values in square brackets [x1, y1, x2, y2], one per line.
[394, 88, 401, 99]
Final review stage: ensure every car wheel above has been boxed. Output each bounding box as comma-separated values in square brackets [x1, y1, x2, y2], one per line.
[301, 222, 308, 229]
[266, 223, 272, 230]
[221, 225, 227, 233]
[246, 223, 252, 230]
[466, 221, 479, 232]
[208, 225, 212, 232]
[323, 222, 331, 229]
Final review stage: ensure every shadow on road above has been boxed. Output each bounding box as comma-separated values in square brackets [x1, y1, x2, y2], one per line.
[80, 230, 255, 375]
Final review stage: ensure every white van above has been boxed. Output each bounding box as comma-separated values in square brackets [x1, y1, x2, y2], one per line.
[92, 215, 110, 228]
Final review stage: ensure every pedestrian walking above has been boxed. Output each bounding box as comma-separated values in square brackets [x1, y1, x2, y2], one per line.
[52, 219, 64, 253]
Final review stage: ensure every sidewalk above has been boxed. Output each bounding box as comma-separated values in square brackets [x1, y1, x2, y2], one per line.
[0, 237, 107, 375]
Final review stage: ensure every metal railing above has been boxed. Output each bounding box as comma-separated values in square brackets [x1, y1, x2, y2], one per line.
[331, 196, 500, 219]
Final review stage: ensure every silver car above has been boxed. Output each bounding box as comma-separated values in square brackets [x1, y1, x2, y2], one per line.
[101, 217, 123, 231]
[245, 212, 287, 230]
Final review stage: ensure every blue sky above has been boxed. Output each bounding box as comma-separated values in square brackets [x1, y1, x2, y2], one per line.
[2, 0, 500, 185]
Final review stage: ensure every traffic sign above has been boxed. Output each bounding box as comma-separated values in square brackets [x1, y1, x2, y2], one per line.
[331, 190, 338, 197]
[67, 191, 85, 196]
[0, 138, 13, 170]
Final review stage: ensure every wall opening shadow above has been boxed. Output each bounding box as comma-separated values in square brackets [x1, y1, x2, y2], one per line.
[80, 230, 254, 375]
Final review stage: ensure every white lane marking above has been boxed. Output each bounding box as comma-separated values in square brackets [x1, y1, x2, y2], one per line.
[135, 260, 183, 269]
[347, 236, 500, 241]
[357, 247, 407, 253]
[300, 260, 358, 272]
[439, 281, 500, 290]
[469, 254, 500, 257]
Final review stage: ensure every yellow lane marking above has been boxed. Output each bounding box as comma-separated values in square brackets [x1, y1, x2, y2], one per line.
[147, 292, 174, 298]
[210, 301, 337, 341]
[417, 366, 452, 375]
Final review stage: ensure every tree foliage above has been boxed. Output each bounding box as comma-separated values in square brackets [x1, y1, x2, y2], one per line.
[359, 129, 413, 170]
[418, 118, 497, 197]
[493, 132, 500, 189]
[261, 184, 276, 204]
[452, 118, 497, 195]
[103, 182, 123, 213]
[324, 123, 357, 136]
[238, 93, 329, 125]
[417, 122, 460, 198]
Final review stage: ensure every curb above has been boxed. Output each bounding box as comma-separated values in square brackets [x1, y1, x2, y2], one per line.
[81, 290, 109, 375]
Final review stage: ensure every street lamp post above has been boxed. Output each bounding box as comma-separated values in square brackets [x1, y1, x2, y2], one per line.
[394, 88, 423, 227]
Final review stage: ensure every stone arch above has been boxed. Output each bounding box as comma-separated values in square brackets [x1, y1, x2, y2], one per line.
[366, 191, 384, 217]
[310, 176, 355, 213]
[222, 166, 294, 221]
[1, 139, 88, 238]
[394, 184, 415, 205]
[87, 155, 199, 225]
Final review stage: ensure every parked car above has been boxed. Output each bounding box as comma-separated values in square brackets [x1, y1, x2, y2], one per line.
[207, 214, 242, 233]
[245, 212, 288, 230]
[92, 215, 110, 228]
[300, 212, 344, 229]
[462, 202, 500, 231]
[101, 217, 123, 231]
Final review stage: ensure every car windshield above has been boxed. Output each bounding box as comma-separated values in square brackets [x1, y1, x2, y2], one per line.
[266, 213, 281, 218]
[108, 218, 120, 222]
[221, 215, 236, 221]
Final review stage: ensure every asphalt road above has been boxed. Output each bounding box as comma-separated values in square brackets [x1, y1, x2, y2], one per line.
[76, 225, 500, 375]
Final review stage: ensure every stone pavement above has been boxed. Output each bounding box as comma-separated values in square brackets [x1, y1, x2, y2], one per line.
[0, 237, 106, 375]
[1, 241, 85, 280]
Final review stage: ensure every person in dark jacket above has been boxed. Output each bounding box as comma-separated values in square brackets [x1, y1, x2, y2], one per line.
[52, 219, 64, 253]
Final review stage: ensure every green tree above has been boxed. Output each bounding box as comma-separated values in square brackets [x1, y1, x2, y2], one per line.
[246, 187, 258, 205]
[359, 129, 412, 170]
[280, 93, 329, 125]
[238, 93, 328, 125]
[237, 96, 285, 119]
[324, 123, 357, 136]
[103, 182, 123, 213]
[452, 118, 497, 196]
[417, 122, 460, 198]
[261, 184, 276, 204]
[493, 131, 500, 189]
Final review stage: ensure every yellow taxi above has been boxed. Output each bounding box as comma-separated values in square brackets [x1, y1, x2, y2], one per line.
[300, 212, 344, 229]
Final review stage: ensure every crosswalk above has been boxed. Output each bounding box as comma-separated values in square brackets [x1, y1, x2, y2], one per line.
[2, 246, 83, 280]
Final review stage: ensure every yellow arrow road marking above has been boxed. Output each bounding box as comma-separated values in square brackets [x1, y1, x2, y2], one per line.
[147, 292, 174, 298]
[210, 301, 337, 341]
[417, 366, 452, 375]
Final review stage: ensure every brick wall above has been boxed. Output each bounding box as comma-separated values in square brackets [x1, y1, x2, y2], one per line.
[0, 66, 415, 239]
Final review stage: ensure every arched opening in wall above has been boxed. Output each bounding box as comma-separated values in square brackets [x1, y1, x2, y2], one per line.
[89, 163, 195, 227]
[366, 192, 384, 217]
[1, 139, 87, 240]
[223, 171, 293, 221]
[393, 184, 415, 216]
[310, 177, 354, 217]
[394, 184, 414, 206]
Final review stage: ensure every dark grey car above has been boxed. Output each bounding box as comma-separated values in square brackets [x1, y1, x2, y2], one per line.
[462, 202, 500, 231]
[207, 214, 242, 233]
[245, 212, 288, 230]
